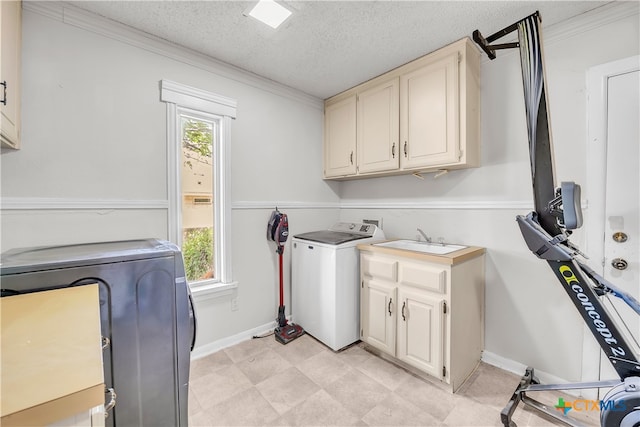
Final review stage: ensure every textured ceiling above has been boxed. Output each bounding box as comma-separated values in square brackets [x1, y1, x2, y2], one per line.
[65, 1, 611, 99]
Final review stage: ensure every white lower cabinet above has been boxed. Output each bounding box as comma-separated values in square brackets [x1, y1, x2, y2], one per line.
[360, 249, 484, 392]
[396, 287, 444, 378]
[362, 278, 397, 355]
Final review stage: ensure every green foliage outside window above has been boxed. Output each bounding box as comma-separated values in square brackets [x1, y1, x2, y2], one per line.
[182, 119, 213, 169]
[182, 227, 214, 282]
[181, 116, 214, 282]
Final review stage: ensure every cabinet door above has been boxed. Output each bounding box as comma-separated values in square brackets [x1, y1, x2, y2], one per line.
[0, 0, 21, 149]
[361, 278, 396, 356]
[396, 287, 444, 378]
[357, 78, 399, 174]
[324, 95, 357, 177]
[400, 52, 459, 170]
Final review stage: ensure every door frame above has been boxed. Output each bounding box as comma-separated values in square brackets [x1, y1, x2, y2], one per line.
[582, 55, 640, 392]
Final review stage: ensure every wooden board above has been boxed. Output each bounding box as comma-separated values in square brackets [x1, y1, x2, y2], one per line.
[1, 285, 104, 425]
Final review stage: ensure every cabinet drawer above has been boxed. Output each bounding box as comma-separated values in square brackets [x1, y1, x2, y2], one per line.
[399, 262, 446, 293]
[361, 254, 398, 281]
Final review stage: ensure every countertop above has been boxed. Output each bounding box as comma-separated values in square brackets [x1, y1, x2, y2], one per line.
[357, 240, 485, 266]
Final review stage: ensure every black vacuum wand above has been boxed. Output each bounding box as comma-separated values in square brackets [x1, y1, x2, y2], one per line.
[267, 208, 304, 344]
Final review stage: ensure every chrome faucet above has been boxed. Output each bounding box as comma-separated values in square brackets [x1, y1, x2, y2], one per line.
[417, 228, 431, 243]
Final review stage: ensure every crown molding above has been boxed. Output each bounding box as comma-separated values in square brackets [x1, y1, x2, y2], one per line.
[479, 1, 639, 63]
[22, 1, 323, 110]
[543, 1, 639, 45]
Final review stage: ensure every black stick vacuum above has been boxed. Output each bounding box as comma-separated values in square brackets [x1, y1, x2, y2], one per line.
[267, 209, 304, 344]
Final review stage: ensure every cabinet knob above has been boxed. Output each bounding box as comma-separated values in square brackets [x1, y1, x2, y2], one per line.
[392, 142, 396, 158]
[401, 301, 406, 321]
[388, 298, 392, 316]
[404, 141, 408, 157]
[350, 151, 354, 165]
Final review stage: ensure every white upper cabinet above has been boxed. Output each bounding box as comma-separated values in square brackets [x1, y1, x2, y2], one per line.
[400, 53, 459, 169]
[357, 77, 399, 174]
[1, 1, 22, 150]
[324, 95, 357, 178]
[323, 37, 480, 180]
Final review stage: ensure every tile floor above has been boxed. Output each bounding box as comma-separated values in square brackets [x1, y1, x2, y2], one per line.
[188, 334, 598, 426]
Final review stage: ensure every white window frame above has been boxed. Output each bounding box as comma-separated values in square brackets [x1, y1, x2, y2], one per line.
[161, 80, 236, 295]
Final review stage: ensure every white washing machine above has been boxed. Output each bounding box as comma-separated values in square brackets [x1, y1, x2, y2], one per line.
[291, 222, 385, 351]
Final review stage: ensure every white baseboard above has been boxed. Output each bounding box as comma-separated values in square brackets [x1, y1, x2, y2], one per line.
[190, 320, 276, 360]
[482, 350, 585, 398]
[481, 350, 528, 376]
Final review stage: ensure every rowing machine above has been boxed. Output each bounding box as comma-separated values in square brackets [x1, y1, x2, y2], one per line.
[474, 11, 640, 427]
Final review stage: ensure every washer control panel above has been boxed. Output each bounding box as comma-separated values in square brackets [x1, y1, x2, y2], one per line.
[330, 222, 377, 236]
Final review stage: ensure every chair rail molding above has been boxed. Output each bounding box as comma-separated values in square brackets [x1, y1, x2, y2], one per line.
[1, 197, 168, 210]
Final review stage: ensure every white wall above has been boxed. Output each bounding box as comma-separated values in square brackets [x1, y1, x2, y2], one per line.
[339, 3, 639, 383]
[2, 1, 638, 385]
[0, 3, 340, 352]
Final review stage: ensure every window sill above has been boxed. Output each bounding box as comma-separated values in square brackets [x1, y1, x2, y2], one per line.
[190, 281, 238, 302]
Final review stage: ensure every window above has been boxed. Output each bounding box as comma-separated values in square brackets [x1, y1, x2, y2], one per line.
[161, 80, 236, 291]
[180, 111, 215, 282]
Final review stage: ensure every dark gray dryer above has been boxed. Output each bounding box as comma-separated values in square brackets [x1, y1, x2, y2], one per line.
[0, 239, 195, 427]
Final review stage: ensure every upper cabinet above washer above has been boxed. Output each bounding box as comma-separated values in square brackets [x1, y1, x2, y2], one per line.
[324, 95, 357, 178]
[357, 77, 400, 175]
[323, 38, 480, 180]
[1, 1, 22, 150]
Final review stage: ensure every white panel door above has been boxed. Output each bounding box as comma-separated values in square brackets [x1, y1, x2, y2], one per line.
[603, 69, 639, 340]
[585, 57, 640, 393]
[599, 69, 640, 382]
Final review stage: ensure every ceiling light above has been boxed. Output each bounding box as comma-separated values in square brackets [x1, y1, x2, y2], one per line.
[247, 0, 292, 29]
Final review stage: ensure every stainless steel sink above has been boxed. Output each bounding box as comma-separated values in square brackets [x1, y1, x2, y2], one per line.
[374, 240, 466, 255]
